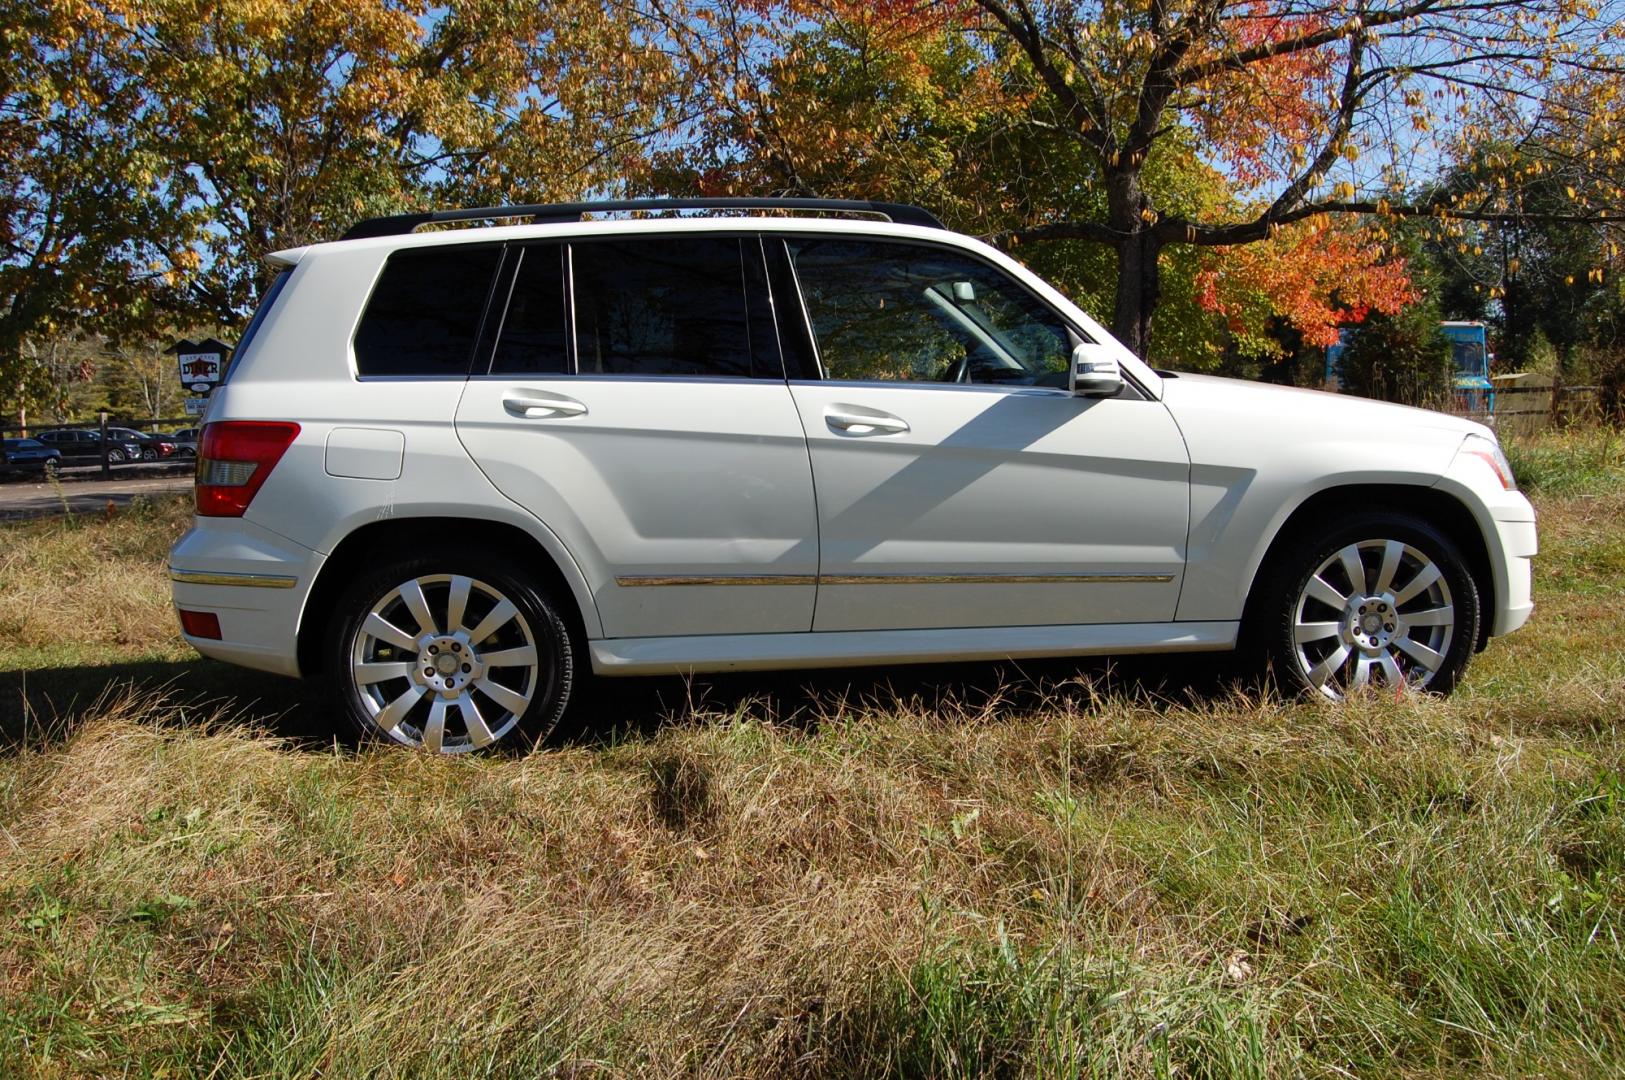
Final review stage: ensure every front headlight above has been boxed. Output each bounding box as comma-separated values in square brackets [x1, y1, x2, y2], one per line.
[1462, 433, 1517, 491]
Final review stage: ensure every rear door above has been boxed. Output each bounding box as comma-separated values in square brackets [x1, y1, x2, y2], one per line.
[775, 236, 1190, 632]
[454, 234, 819, 639]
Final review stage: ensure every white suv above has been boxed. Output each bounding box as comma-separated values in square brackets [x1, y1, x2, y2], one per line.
[168, 198, 1537, 753]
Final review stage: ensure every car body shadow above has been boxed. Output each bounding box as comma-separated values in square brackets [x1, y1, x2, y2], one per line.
[1, 650, 1263, 754]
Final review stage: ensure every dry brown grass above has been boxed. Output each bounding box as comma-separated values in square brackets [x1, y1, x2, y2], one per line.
[0, 497, 190, 653]
[0, 444, 1622, 1078]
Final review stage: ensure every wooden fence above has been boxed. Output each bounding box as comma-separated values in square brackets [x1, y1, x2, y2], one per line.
[1449, 383, 1600, 436]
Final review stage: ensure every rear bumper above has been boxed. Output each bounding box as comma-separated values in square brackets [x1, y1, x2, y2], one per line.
[168, 518, 323, 677]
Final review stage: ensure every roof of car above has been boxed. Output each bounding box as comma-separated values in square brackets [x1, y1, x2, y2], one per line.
[269, 201, 961, 267]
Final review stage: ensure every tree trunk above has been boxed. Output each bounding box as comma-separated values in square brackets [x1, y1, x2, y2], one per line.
[1105, 165, 1162, 359]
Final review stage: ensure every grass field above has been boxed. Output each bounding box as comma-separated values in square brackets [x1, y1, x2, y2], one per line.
[1, 428, 1622, 1078]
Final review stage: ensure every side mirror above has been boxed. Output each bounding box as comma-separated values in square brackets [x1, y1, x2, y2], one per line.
[1070, 343, 1124, 397]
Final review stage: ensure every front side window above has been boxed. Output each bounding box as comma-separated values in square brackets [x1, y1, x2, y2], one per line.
[353, 245, 501, 377]
[787, 239, 1073, 386]
[571, 237, 773, 378]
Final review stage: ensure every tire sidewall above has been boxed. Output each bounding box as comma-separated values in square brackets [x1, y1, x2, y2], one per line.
[325, 555, 575, 752]
[1266, 511, 1480, 698]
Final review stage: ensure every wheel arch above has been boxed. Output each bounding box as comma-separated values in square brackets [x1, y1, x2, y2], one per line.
[1239, 483, 1495, 653]
[296, 514, 598, 679]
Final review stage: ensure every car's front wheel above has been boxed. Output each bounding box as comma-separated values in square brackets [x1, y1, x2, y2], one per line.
[1260, 511, 1480, 699]
[107, 448, 126, 464]
[327, 556, 575, 752]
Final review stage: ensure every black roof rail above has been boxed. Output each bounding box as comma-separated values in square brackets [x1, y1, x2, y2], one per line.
[339, 197, 945, 241]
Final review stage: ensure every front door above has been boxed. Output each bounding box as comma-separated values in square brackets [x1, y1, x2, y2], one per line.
[776, 236, 1190, 632]
[455, 235, 819, 639]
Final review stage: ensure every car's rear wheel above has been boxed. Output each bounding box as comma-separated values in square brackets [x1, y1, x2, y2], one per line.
[1261, 511, 1480, 699]
[327, 556, 574, 753]
[140, 447, 158, 462]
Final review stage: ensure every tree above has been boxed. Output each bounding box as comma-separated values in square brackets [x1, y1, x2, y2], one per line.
[1, 0, 179, 416]
[690, 1, 1625, 358]
[4, 0, 692, 417]
[657, 4, 1422, 368]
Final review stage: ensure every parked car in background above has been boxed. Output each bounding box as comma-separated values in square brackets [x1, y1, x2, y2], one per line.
[1, 438, 62, 477]
[107, 426, 178, 461]
[168, 428, 200, 457]
[36, 429, 143, 466]
[169, 197, 1536, 755]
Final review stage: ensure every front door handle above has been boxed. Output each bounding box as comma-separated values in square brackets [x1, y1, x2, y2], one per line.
[503, 391, 587, 418]
[825, 406, 910, 435]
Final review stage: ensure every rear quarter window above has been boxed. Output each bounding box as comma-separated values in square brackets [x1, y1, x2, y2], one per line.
[353, 245, 502, 377]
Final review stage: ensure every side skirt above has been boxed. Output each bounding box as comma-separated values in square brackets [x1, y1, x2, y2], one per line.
[588, 621, 1239, 676]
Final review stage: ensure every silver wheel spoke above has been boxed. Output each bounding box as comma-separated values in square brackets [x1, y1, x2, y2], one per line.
[475, 677, 530, 717]
[1405, 606, 1455, 628]
[1373, 540, 1404, 595]
[1377, 652, 1407, 688]
[482, 645, 538, 668]
[467, 599, 517, 645]
[459, 693, 494, 747]
[1337, 545, 1367, 595]
[353, 573, 540, 752]
[1307, 642, 1351, 687]
[1305, 575, 1348, 610]
[422, 698, 448, 753]
[1351, 655, 1375, 688]
[1294, 621, 1342, 646]
[375, 684, 426, 733]
[355, 661, 413, 685]
[1394, 635, 1445, 672]
[399, 579, 437, 635]
[1393, 561, 1442, 605]
[363, 612, 419, 653]
[445, 575, 472, 634]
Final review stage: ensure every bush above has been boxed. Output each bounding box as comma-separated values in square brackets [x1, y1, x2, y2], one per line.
[1336, 304, 1455, 408]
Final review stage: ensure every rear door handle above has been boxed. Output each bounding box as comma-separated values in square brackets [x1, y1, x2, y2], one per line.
[503, 391, 587, 418]
[825, 406, 910, 435]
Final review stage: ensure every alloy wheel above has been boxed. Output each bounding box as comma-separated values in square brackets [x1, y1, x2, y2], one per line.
[348, 574, 541, 752]
[1291, 538, 1456, 698]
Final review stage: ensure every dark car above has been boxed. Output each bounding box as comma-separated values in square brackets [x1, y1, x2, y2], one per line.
[36, 429, 143, 466]
[107, 426, 178, 461]
[1, 437, 62, 477]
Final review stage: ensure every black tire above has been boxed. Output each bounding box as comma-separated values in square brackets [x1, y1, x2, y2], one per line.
[107, 449, 126, 464]
[1255, 511, 1480, 699]
[141, 447, 158, 462]
[325, 553, 575, 753]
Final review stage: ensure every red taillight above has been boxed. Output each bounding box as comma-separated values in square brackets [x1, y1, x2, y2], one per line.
[196, 421, 301, 517]
[178, 609, 222, 639]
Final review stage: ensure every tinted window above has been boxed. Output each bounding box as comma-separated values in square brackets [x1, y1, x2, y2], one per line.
[571, 237, 770, 378]
[489, 244, 568, 375]
[354, 246, 501, 376]
[787, 239, 1072, 385]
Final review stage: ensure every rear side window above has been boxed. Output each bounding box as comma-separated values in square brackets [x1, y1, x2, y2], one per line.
[354, 246, 501, 377]
[571, 237, 775, 378]
[489, 244, 568, 375]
